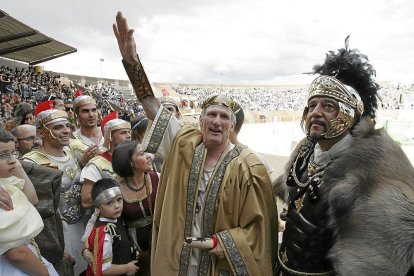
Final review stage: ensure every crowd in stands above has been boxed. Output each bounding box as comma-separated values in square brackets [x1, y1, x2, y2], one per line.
[0, 65, 61, 119]
[175, 86, 308, 111]
[0, 65, 145, 130]
[378, 82, 414, 110]
[174, 83, 414, 112]
[1, 63, 414, 130]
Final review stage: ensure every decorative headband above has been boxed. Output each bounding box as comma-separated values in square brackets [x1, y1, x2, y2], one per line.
[36, 109, 69, 129]
[93, 187, 122, 206]
[73, 95, 96, 110]
[160, 96, 180, 108]
[200, 95, 239, 114]
[103, 119, 131, 147]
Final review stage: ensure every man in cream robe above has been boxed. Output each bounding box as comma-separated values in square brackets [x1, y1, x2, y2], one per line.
[144, 107, 278, 275]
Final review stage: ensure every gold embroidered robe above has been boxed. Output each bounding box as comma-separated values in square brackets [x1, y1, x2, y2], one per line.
[146, 108, 278, 276]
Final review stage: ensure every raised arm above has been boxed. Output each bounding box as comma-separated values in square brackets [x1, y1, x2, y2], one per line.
[113, 11, 160, 120]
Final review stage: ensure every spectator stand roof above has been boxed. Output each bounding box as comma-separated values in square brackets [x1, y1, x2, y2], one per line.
[0, 10, 76, 65]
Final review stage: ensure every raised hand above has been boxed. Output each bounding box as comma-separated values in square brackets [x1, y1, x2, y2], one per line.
[113, 11, 139, 65]
[79, 144, 99, 167]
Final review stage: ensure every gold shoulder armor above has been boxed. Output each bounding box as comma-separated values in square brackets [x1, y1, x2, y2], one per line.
[22, 151, 53, 166]
[69, 138, 86, 153]
[88, 156, 113, 173]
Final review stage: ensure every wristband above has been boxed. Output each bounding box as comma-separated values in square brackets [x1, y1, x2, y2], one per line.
[211, 235, 218, 249]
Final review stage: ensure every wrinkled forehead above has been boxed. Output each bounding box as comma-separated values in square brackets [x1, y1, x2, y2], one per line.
[204, 104, 232, 115]
[112, 127, 131, 134]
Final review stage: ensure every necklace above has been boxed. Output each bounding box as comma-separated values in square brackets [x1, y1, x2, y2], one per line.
[126, 174, 147, 192]
[291, 153, 327, 188]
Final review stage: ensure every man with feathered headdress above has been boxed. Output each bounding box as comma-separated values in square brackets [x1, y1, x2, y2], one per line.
[273, 37, 414, 275]
[113, 12, 277, 276]
[80, 111, 131, 208]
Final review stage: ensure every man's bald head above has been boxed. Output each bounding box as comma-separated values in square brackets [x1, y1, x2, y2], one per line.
[12, 124, 41, 157]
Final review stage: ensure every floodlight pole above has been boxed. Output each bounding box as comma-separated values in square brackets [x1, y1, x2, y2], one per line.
[100, 58, 104, 81]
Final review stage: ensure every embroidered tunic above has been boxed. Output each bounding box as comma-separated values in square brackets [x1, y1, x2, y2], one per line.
[144, 106, 278, 276]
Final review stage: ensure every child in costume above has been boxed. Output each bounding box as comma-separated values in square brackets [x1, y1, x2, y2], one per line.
[86, 178, 138, 276]
[0, 127, 58, 276]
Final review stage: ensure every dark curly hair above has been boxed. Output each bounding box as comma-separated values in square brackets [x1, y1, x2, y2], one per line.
[312, 36, 380, 118]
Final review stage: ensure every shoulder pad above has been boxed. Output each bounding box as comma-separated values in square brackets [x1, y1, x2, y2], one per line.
[88, 156, 113, 172]
[69, 138, 86, 153]
[22, 151, 53, 166]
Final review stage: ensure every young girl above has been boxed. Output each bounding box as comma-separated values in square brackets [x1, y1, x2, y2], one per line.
[0, 127, 58, 276]
[86, 178, 138, 276]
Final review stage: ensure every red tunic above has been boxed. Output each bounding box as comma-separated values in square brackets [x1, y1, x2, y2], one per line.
[86, 226, 106, 276]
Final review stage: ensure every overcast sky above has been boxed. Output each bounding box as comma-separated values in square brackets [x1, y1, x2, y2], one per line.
[2, 0, 414, 84]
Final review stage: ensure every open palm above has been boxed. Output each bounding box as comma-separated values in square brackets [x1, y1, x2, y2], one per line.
[113, 11, 139, 65]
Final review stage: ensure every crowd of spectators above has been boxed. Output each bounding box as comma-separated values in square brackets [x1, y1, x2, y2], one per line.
[378, 82, 414, 110]
[0, 65, 61, 113]
[175, 86, 308, 111]
[85, 82, 143, 116]
[174, 83, 414, 112]
[0, 65, 145, 130]
[1, 63, 414, 131]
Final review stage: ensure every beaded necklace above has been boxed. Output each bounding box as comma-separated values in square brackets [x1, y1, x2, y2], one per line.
[126, 173, 147, 192]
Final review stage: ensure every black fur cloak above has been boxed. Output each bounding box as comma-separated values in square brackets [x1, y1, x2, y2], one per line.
[274, 117, 414, 276]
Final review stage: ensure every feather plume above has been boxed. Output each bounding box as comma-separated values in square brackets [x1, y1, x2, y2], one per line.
[312, 37, 380, 118]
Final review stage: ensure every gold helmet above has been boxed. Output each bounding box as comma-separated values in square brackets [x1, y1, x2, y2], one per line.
[100, 112, 131, 148]
[302, 37, 379, 140]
